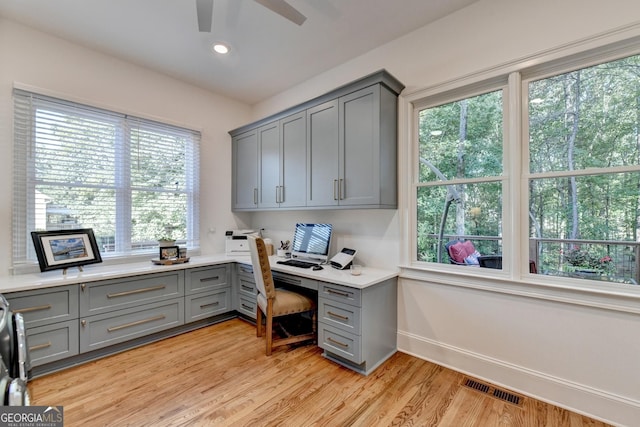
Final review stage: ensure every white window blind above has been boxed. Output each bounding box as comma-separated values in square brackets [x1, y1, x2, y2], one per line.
[13, 89, 200, 267]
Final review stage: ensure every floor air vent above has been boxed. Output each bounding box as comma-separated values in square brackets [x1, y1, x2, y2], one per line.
[461, 377, 525, 407]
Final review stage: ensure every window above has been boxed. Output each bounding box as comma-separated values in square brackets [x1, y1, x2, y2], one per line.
[409, 37, 640, 288]
[13, 89, 200, 266]
[526, 53, 640, 285]
[415, 87, 505, 268]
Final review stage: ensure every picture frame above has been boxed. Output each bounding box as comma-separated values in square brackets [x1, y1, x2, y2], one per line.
[31, 228, 102, 273]
[159, 245, 179, 260]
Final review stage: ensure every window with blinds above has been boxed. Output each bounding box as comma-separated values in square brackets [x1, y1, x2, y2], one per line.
[13, 89, 200, 267]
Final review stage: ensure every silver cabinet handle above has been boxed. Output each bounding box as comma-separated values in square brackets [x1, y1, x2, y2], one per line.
[327, 337, 349, 348]
[333, 179, 339, 200]
[29, 342, 52, 352]
[277, 185, 284, 203]
[327, 288, 350, 298]
[327, 311, 349, 321]
[339, 178, 344, 200]
[107, 315, 165, 332]
[199, 302, 220, 309]
[253, 188, 258, 205]
[107, 285, 166, 298]
[14, 304, 52, 314]
[199, 276, 219, 282]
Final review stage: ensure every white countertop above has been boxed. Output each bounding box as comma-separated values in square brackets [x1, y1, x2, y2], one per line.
[0, 254, 398, 294]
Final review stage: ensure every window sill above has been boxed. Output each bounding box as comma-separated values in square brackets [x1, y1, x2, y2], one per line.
[399, 263, 640, 315]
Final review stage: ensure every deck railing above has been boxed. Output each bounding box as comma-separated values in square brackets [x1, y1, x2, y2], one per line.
[428, 234, 639, 285]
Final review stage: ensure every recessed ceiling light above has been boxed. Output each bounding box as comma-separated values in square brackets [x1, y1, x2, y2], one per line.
[212, 43, 230, 55]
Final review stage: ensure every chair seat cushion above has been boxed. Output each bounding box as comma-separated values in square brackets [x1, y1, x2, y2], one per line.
[258, 288, 315, 316]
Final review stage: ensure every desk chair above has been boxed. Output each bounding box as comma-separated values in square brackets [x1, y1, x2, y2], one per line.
[248, 235, 316, 356]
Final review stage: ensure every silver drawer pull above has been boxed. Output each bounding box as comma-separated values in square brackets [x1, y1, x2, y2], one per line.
[14, 304, 52, 314]
[200, 276, 219, 282]
[327, 311, 349, 321]
[241, 303, 253, 310]
[241, 285, 253, 291]
[107, 285, 166, 298]
[29, 342, 52, 351]
[199, 302, 220, 309]
[107, 315, 166, 332]
[327, 288, 350, 298]
[327, 337, 349, 348]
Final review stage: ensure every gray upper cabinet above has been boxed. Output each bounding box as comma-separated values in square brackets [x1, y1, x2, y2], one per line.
[230, 69, 404, 211]
[339, 84, 397, 208]
[279, 111, 307, 208]
[232, 129, 258, 210]
[259, 112, 307, 209]
[307, 100, 339, 207]
[257, 121, 280, 208]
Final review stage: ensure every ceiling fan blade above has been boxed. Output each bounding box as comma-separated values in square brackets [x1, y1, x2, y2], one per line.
[254, 0, 307, 26]
[196, 0, 214, 32]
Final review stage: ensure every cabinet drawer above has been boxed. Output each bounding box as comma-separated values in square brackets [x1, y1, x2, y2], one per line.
[80, 272, 183, 316]
[238, 276, 256, 297]
[272, 271, 318, 291]
[80, 299, 184, 353]
[186, 266, 228, 295]
[236, 263, 254, 278]
[6, 285, 79, 328]
[26, 320, 79, 367]
[238, 294, 257, 319]
[318, 282, 361, 306]
[319, 323, 361, 364]
[185, 288, 231, 322]
[319, 299, 361, 335]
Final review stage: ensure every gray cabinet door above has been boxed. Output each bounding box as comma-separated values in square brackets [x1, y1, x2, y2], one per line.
[258, 121, 280, 208]
[26, 320, 79, 367]
[339, 85, 381, 206]
[232, 129, 258, 210]
[279, 111, 307, 208]
[307, 100, 339, 207]
[6, 285, 79, 328]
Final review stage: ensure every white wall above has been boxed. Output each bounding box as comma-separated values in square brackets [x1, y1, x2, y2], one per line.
[251, 0, 640, 424]
[0, 18, 252, 274]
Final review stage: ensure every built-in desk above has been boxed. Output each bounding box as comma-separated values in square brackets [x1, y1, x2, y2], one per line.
[0, 255, 398, 376]
[237, 256, 398, 375]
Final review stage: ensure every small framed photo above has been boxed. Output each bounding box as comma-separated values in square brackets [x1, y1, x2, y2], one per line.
[159, 245, 179, 260]
[31, 228, 102, 272]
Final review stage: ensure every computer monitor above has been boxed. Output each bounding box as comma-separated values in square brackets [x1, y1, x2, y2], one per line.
[290, 223, 333, 264]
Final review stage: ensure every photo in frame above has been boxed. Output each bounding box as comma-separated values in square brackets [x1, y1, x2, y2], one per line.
[159, 245, 179, 260]
[31, 228, 103, 272]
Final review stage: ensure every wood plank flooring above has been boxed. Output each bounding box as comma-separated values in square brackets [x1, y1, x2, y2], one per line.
[29, 319, 610, 426]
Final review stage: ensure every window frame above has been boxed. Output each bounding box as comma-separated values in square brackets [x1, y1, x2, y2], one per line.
[409, 77, 512, 274]
[400, 29, 640, 310]
[12, 88, 201, 271]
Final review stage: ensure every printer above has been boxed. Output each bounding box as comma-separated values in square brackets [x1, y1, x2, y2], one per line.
[225, 230, 258, 255]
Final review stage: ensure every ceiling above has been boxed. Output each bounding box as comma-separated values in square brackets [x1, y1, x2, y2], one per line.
[0, 0, 479, 105]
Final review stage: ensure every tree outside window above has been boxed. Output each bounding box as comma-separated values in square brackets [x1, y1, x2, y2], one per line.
[416, 90, 504, 266]
[528, 53, 640, 283]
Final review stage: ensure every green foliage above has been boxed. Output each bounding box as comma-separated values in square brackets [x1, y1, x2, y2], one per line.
[417, 53, 640, 270]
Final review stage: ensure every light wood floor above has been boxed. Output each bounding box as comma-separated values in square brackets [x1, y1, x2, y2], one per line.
[29, 319, 610, 426]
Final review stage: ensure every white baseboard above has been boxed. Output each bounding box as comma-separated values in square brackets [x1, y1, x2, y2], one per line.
[397, 330, 639, 427]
